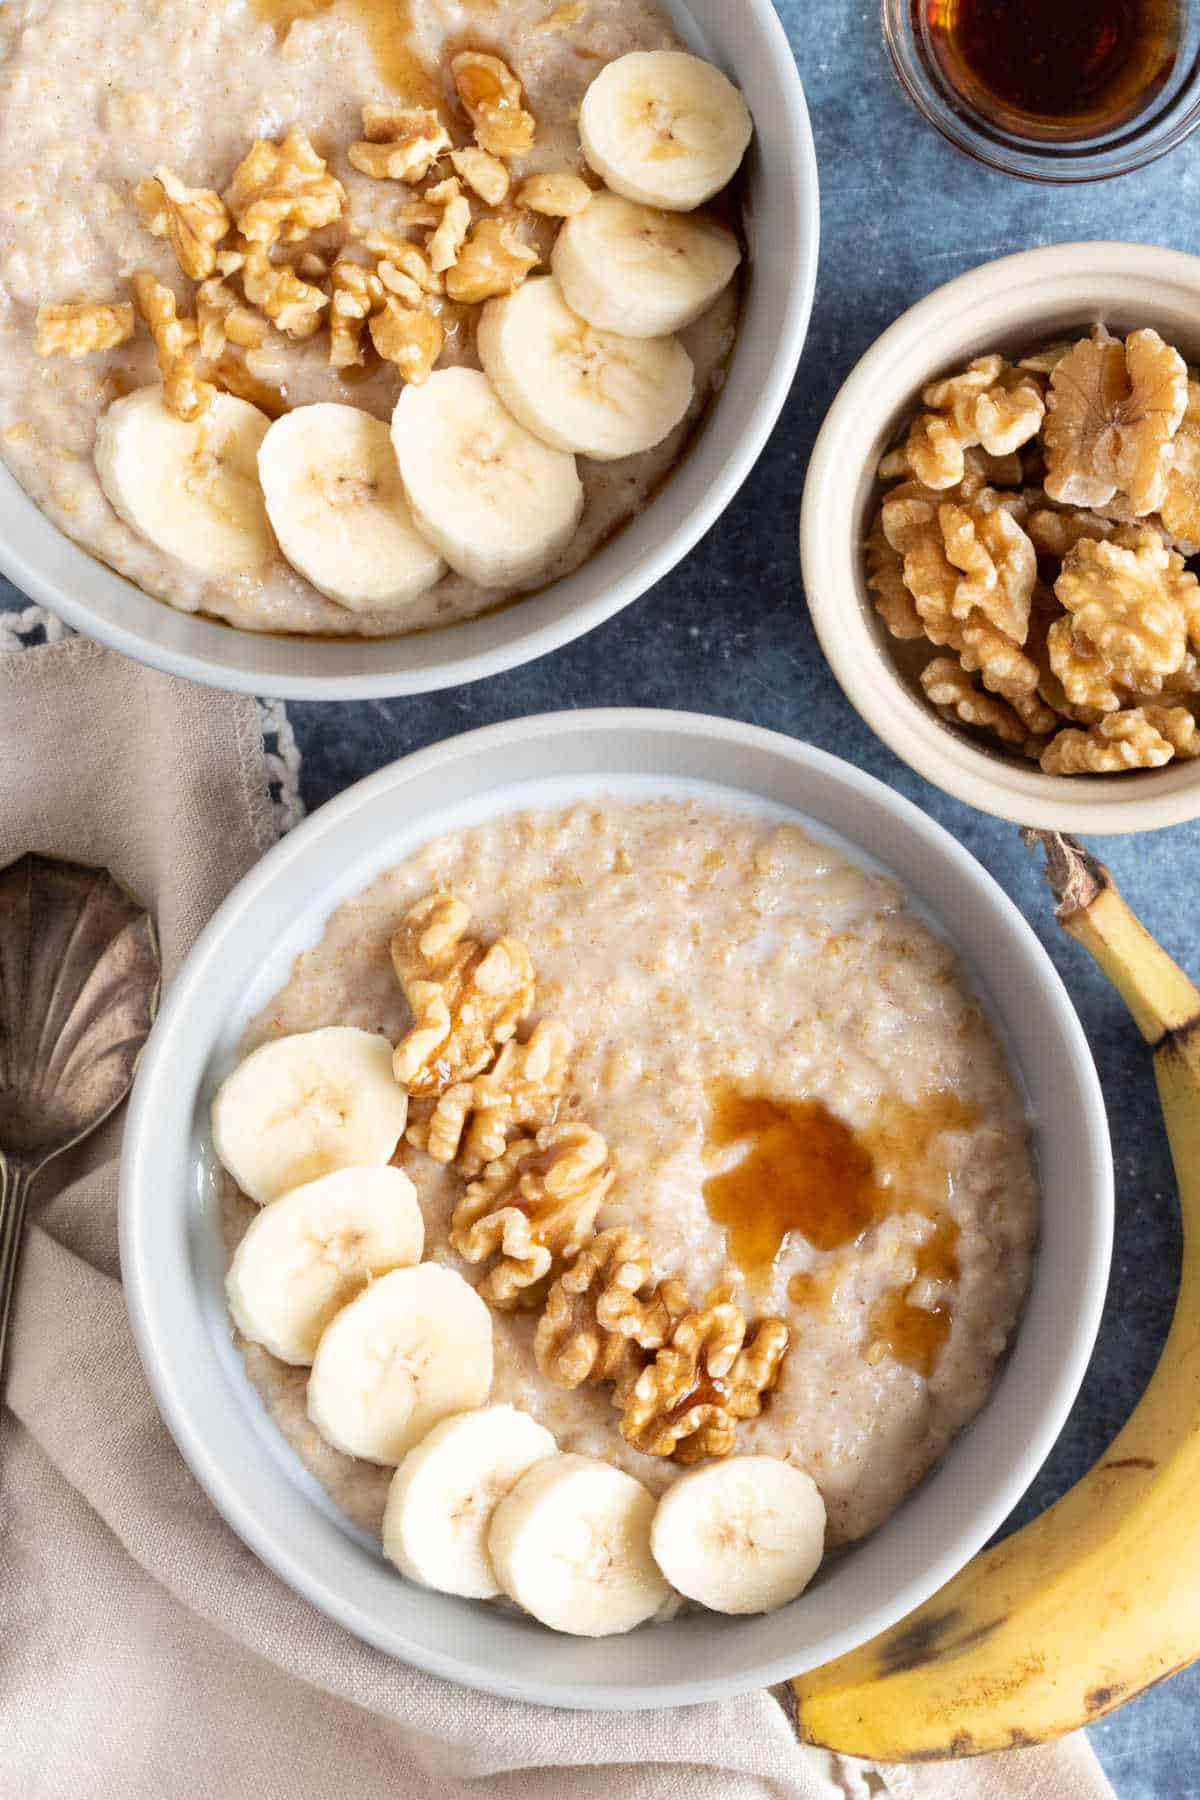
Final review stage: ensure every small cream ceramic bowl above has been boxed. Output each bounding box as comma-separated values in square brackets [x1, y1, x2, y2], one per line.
[0, 0, 817, 702]
[801, 241, 1200, 834]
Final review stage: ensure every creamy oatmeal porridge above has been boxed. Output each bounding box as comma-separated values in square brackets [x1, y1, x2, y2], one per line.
[220, 798, 1038, 1557]
[0, 0, 744, 638]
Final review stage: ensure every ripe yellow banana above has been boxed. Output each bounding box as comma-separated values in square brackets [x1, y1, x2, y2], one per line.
[792, 831, 1200, 1759]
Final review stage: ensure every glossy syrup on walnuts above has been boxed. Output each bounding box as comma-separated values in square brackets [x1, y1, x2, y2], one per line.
[924, 0, 1181, 138]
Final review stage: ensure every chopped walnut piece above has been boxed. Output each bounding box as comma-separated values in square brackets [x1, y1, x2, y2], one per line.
[1040, 706, 1193, 774]
[920, 657, 1031, 746]
[452, 50, 537, 158]
[369, 297, 444, 383]
[450, 1122, 614, 1309]
[866, 519, 925, 641]
[348, 104, 451, 183]
[1043, 328, 1187, 515]
[517, 171, 592, 216]
[134, 166, 230, 280]
[377, 261, 423, 307]
[328, 257, 383, 370]
[224, 130, 345, 247]
[450, 146, 512, 206]
[1160, 380, 1200, 546]
[445, 215, 540, 302]
[1055, 527, 1189, 690]
[905, 355, 1045, 490]
[241, 243, 329, 339]
[535, 1228, 688, 1389]
[939, 492, 1037, 642]
[35, 300, 134, 360]
[425, 177, 472, 273]
[391, 893, 535, 1095]
[618, 1298, 790, 1464]
[132, 270, 214, 421]
[406, 1017, 573, 1172]
[194, 276, 265, 361]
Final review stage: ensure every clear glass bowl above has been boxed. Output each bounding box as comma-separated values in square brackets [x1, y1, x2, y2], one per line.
[882, 0, 1200, 181]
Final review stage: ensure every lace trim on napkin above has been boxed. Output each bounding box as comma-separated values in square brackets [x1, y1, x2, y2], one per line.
[0, 603, 305, 838]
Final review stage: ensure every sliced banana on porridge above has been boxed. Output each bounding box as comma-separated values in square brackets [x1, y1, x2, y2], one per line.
[650, 1457, 827, 1615]
[95, 388, 275, 579]
[391, 366, 584, 587]
[552, 193, 741, 339]
[578, 50, 753, 211]
[257, 403, 445, 611]
[225, 1166, 424, 1366]
[307, 1264, 494, 1465]
[383, 1404, 557, 1599]
[210, 1027, 409, 1205]
[477, 277, 694, 461]
[487, 1453, 670, 1636]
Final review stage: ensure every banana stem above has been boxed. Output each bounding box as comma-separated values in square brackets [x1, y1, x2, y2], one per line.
[1022, 831, 1200, 1045]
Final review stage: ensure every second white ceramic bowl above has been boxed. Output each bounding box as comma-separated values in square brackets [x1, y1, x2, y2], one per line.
[0, 0, 818, 699]
[119, 709, 1112, 1709]
[802, 242, 1200, 833]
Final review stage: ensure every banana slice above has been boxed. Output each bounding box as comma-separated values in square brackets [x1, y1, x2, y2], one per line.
[476, 277, 694, 462]
[307, 1264, 493, 1465]
[579, 50, 753, 212]
[383, 1404, 557, 1598]
[257, 403, 445, 612]
[225, 1166, 424, 1366]
[552, 193, 741, 339]
[391, 367, 583, 588]
[95, 387, 276, 579]
[650, 1457, 826, 1615]
[487, 1452, 670, 1635]
[211, 1027, 409, 1206]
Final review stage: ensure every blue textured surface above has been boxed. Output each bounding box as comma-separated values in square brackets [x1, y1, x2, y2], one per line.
[2, 2, 1199, 1790]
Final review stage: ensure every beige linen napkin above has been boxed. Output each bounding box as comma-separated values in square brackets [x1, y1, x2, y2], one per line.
[0, 637, 1113, 1800]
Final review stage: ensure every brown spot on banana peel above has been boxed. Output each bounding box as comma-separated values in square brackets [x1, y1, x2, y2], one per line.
[876, 1610, 1003, 1676]
[1100, 1456, 1157, 1472]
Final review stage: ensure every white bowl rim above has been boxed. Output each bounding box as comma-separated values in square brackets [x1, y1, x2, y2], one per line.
[118, 706, 1113, 1709]
[801, 239, 1200, 834]
[0, 0, 818, 701]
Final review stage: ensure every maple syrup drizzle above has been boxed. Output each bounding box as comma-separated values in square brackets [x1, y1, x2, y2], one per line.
[703, 1085, 977, 1379]
[252, 0, 440, 103]
[925, 0, 1180, 136]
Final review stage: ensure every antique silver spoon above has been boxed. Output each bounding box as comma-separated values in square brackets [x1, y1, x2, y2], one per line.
[0, 853, 160, 1385]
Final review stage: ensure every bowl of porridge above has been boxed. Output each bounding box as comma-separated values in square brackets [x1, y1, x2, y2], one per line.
[0, 0, 816, 698]
[802, 241, 1200, 833]
[120, 709, 1112, 1705]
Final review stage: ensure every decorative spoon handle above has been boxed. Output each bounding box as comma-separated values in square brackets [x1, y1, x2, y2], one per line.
[0, 1154, 36, 1389]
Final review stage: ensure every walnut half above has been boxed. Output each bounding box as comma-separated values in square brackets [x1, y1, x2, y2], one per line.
[224, 130, 345, 247]
[535, 1227, 689, 1389]
[450, 1122, 614, 1309]
[406, 1017, 573, 1173]
[390, 893, 535, 1095]
[134, 166, 230, 281]
[618, 1297, 790, 1464]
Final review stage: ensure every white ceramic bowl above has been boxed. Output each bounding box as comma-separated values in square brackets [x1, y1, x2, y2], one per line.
[801, 242, 1200, 833]
[0, 2, 817, 701]
[119, 709, 1112, 1709]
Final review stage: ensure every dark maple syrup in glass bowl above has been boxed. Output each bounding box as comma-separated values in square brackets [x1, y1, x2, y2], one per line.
[882, 0, 1200, 178]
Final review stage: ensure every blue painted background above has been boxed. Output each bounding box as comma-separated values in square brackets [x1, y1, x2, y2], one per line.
[4, 2, 1199, 1790]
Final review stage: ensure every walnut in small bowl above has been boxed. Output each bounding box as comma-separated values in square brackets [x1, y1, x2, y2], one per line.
[868, 327, 1200, 778]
